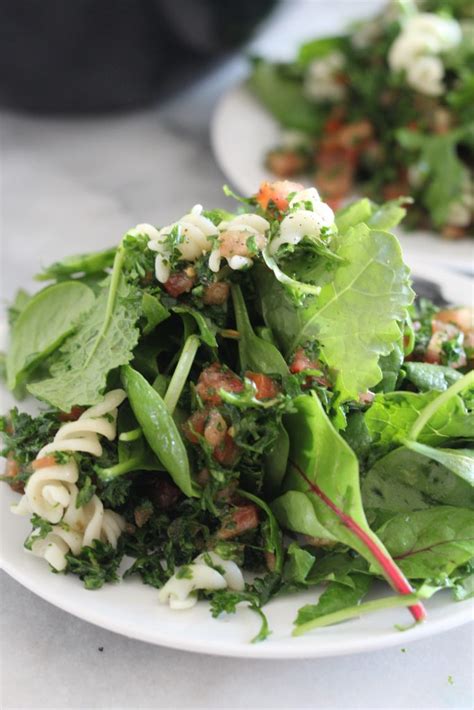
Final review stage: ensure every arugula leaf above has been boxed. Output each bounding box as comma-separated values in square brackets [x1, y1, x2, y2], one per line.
[28, 277, 140, 410]
[259, 224, 413, 401]
[294, 573, 371, 627]
[403, 362, 462, 392]
[282, 543, 315, 584]
[376, 507, 474, 582]
[7, 282, 95, 391]
[362, 447, 474, 514]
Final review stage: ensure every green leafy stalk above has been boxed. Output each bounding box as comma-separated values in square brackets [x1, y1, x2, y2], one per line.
[293, 592, 422, 636]
[164, 335, 200, 414]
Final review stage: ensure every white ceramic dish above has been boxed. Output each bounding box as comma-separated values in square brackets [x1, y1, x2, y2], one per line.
[211, 84, 474, 274]
[1, 263, 473, 658]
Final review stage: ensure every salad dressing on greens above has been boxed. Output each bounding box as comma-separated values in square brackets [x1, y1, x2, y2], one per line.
[1, 180, 473, 641]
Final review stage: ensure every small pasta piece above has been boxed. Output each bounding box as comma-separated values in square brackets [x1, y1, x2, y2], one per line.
[158, 552, 245, 610]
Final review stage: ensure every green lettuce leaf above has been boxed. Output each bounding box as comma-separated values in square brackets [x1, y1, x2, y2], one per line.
[259, 224, 413, 401]
[28, 277, 140, 410]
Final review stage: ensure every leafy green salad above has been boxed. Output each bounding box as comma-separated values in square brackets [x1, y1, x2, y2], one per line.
[1, 180, 473, 641]
[249, 0, 473, 237]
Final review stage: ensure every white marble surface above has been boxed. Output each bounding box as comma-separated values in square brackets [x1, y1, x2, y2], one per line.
[1, 1, 473, 708]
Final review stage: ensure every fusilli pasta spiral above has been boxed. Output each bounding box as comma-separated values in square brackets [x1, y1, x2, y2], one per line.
[13, 389, 127, 571]
[158, 551, 245, 610]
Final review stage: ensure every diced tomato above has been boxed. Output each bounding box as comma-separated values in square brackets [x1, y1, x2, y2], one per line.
[266, 150, 309, 178]
[134, 503, 153, 528]
[382, 181, 409, 202]
[3, 455, 24, 493]
[196, 363, 243, 406]
[337, 120, 373, 151]
[358, 391, 375, 405]
[435, 308, 473, 335]
[213, 432, 240, 467]
[202, 281, 230, 306]
[245, 371, 280, 400]
[315, 150, 354, 202]
[255, 180, 304, 212]
[217, 504, 260, 540]
[426, 321, 466, 368]
[164, 272, 195, 298]
[218, 229, 266, 259]
[58, 406, 85, 422]
[441, 225, 467, 240]
[183, 409, 208, 444]
[150, 478, 180, 510]
[31, 455, 58, 470]
[289, 347, 319, 374]
[204, 409, 228, 448]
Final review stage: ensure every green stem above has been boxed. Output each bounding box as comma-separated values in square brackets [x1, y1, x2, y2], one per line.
[164, 335, 200, 414]
[293, 593, 421, 636]
[95, 455, 144, 480]
[119, 428, 142, 442]
[84, 245, 125, 366]
[409, 370, 474, 441]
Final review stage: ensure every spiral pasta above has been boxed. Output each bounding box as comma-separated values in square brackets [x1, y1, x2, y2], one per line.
[147, 205, 218, 283]
[13, 389, 127, 571]
[269, 187, 335, 255]
[158, 551, 245, 610]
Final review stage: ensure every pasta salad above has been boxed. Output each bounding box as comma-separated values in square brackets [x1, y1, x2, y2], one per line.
[2, 181, 473, 641]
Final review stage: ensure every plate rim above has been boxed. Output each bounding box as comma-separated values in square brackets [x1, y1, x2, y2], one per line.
[2, 554, 473, 659]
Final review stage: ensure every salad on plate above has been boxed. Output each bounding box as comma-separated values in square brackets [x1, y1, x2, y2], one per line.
[1, 180, 473, 642]
[248, 0, 474, 237]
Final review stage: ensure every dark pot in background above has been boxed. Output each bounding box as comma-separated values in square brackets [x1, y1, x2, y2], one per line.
[0, 0, 277, 113]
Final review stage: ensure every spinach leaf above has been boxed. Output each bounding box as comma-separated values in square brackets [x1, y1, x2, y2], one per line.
[121, 365, 197, 498]
[403, 362, 462, 392]
[36, 247, 116, 281]
[272, 489, 337, 541]
[294, 573, 371, 627]
[375, 341, 404, 393]
[142, 293, 169, 335]
[376, 507, 474, 582]
[362, 447, 474, 514]
[258, 224, 413, 401]
[231, 284, 288, 377]
[273, 393, 425, 621]
[248, 60, 322, 133]
[7, 282, 95, 391]
[28, 276, 140, 410]
[404, 441, 474, 486]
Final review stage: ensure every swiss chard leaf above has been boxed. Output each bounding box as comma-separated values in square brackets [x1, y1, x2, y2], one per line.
[376, 507, 474, 582]
[28, 276, 140, 410]
[273, 393, 425, 621]
[7, 282, 95, 391]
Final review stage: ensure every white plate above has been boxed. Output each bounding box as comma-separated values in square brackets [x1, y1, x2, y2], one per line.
[211, 84, 474, 274]
[1, 266, 473, 658]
